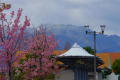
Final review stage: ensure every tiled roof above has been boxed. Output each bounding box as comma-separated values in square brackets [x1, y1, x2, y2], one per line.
[96, 53, 110, 68]
[109, 53, 120, 64]
[97, 53, 120, 68]
[53, 50, 67, 56]
[59, 43, 94, 57]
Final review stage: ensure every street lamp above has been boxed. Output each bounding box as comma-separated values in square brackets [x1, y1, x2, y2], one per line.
[100, 24, 106, 34]
[84, 24, 106, 80]
[0, 3, 11, 12]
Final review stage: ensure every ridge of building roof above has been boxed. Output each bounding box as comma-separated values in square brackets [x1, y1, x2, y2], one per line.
[59, 43, 94, 57]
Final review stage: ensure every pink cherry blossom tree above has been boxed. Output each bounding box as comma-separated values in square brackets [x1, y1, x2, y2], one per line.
[16, 27, 59, 80]
[0, 8, 30, 80]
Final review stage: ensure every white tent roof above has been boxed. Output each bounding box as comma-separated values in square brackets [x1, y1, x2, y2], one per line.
[59, 43, 94, 57]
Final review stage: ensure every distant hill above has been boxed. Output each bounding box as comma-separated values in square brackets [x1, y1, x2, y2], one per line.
[27, 24, 120, 53]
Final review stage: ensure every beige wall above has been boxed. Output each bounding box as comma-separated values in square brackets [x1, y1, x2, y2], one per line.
[55, 70, 102, 80]
[55, 70, 74, 80]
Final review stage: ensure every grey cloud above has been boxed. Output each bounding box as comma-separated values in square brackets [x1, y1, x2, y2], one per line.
[3, 0, 120, 36]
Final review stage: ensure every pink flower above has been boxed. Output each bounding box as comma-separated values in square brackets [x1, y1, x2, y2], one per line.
[10, 11, 14, 17]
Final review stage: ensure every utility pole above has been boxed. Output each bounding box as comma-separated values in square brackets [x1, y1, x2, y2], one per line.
[84, 24, 106, 80]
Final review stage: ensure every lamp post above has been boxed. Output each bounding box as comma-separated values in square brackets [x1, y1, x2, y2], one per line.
[0, 3, 11, 12]
[84, 24, 105, 80]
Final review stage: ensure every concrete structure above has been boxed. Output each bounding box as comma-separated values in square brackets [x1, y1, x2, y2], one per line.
[57, 43, 103, 80]
[56, 70, 74, 80]
[56, 70, 102, 80]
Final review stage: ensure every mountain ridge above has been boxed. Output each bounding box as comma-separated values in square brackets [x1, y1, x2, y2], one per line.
[27, 24, 120, 53]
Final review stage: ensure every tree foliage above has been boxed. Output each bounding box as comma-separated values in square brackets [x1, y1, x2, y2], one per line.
[0, 8, 30, 80]
[102, 67, 112, 79]
[112, 59, 120, 75]
[15, 27, 58, 80]
[83, 46, 94, 55]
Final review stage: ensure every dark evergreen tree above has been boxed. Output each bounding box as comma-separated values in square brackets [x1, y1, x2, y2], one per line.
[112, 59, 120, 80]
[83, 46, 94, 55]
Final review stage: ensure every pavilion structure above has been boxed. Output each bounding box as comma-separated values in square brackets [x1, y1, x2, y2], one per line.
[58, 43, 104, 80]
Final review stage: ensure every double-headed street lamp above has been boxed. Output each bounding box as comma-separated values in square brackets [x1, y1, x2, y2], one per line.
[84, 24, 106, 80]
[0, 3, 11, 12]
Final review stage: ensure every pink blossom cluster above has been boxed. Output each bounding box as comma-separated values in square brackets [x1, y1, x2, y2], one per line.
[0, 8, 30, 80]
[0, 7, 59, 80]
[16, 27, 58, 79]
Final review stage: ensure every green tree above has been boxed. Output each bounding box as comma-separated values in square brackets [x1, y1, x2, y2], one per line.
[83, 46, 94, 55]
[112, 59, 120, 74]
[112, 59, 120, 80]
[102, 67, 112, 79]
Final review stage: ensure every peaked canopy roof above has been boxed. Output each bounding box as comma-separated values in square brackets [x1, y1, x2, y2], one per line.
[59, 43, 94, 57]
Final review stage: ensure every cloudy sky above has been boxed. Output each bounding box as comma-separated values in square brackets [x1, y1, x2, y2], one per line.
[3, 0, 120, 36]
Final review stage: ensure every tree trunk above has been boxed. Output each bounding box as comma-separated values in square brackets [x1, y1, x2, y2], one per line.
[8, 71, 13, 80]
[7, 61, 13, 80]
